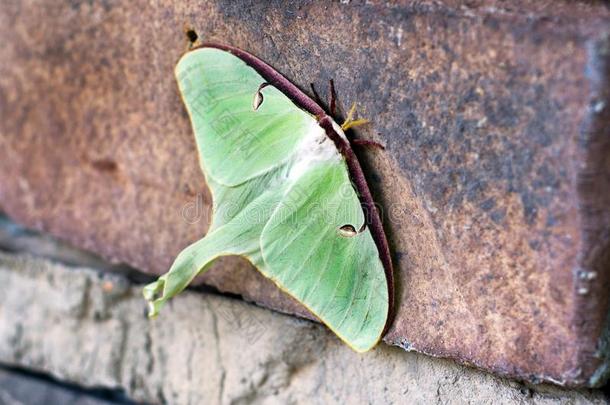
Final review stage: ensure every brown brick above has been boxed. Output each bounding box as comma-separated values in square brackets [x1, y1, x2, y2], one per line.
[1, 0, 609, 386]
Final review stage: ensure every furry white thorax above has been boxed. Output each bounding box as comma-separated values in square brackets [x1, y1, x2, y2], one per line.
[287, 119, 342, 183]
[330, 119, 349, 142]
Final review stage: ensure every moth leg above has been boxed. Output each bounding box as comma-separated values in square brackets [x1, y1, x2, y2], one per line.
[340, 102, 385, 149]
[325, 81, 376, 144]
[351, 139, 386, 150]
[341, 102, 370, 131]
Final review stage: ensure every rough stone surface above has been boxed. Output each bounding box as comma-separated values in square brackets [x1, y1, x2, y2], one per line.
[1, 0, 610, 386]
[0, 251, 606, 405]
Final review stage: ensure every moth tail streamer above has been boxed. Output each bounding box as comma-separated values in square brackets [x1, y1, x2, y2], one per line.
[143, 233, 223, 317]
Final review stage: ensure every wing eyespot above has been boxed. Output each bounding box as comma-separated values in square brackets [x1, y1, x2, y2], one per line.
[338, 223, 366, 237]
[338, 224, 356, 237]
[252, 82, 269, 111]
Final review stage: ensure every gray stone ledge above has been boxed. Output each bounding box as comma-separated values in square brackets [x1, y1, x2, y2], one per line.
[0, 252, 604, 404]
[0, 367, 124, 405]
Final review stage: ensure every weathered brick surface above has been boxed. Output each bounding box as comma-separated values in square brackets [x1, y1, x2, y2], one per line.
[1, 0, 609, 386]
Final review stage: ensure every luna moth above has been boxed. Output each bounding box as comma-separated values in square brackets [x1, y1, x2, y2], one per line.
[143, 42, 393, 352]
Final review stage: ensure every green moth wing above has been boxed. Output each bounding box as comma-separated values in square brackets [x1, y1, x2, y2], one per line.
[177, 48, 315, 187]
[261, 163, 388, 350]
[144, 46, 391, 352]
